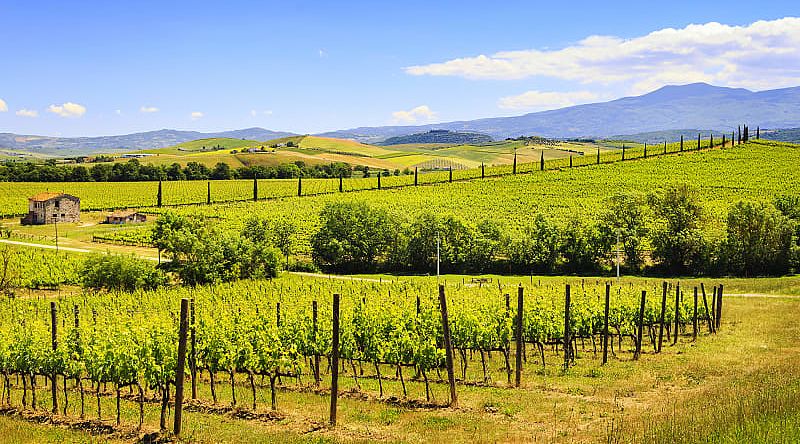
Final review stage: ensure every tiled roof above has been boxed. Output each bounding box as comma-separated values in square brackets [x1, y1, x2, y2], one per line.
[29, 192, 64, 202]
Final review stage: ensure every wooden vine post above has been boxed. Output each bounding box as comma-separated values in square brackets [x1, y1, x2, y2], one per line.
[602, 284, 610, 365]
[414, 167, 418, 186]
[312, 300, 320, 387]
[701, 283, 714, 333]
[173, 298, 189, 436]
[377, 173, 381, 190]
[481, 163, 485, 179]
[657, 282, 667, 353]
[449, 166, 453, 183]
[673, 284, 680, 345]
[298, 176, 303, 196]
[157, 179, 163, 207]
[252, 176, 258, 201]
[190, 298, 197, 400]
[635, 291, 646, 360]
[716, 284, 723, 330]
[339, 174, 343, 192]
[206, 181, 211, 204]
[515, 285, 524, 387]
[540, 150, 545, 170]
[329, 293, 341, 426]
[438, 285, 458, 407]
[50, 301, 58, 414]
[692, 287, 698, 341]
[563, 284, 572, 369]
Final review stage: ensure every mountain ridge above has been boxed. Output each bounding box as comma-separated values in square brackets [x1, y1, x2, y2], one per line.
[2, 83, 799, 156]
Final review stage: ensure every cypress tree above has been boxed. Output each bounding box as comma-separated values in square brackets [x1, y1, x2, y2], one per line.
[756, 126, 760, 139]
[710, 133, 714, 148]
[596, 147, 600, 164]
[738, 126, 741, 144]
[540, 150, 544, 171]
[513, 149, 517, 174]
[622, 144, 625, 161]
[697, 133, 701, 150]
[680, 135, 683, 152]
[722, 134, 726, 148]
[644, 142, 647, 158]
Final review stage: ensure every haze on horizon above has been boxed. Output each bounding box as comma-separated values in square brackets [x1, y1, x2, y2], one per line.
[0, 0, 798, 137]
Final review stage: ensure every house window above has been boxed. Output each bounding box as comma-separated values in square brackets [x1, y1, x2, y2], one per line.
[61, 213, 65, 218]
[54, 199, 60, 209]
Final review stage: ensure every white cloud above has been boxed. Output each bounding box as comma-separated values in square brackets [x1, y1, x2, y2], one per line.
[47, 102, 86, 118]
[391, 105, 437, 124]
[115, 109, 122, 115]
[16, 109, 38, 118]
[190, 111, 204, 120]
[318, 49, 327, 58]
[251, 109, 273, 117]
[0, 99, 7, 112]
[498, 90, 600, 111]
[140, 106, 159, 113]
[405, 17, 800, 92]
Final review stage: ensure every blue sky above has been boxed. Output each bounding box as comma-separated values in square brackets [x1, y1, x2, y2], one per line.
[1, 0, 798, 137]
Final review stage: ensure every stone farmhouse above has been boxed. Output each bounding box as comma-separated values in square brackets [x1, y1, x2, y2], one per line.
[21, 193, 81, 225]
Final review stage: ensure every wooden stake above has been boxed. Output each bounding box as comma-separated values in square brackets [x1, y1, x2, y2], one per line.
[173, 298, 189, 436]
[515, 286, 524, 387]
[602, 284, 610, 365]
[313, 300, 320, 387]
[716, 284, 723, 330]
[439, 285, 458, 407]
[635, 291, 646, 360]
[50, 302, 58, 414]
[563, 284, 572, 368]
[673, 284, 680, 345]
[329, 293, 341, 426]
[692, 287, 698, 341]
[657, 282, 667, 353]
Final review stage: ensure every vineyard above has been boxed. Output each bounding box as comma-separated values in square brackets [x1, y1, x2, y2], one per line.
[0, 273, 728, 440]
[148, 140, 800, 257]
[0, 136, 732, 217]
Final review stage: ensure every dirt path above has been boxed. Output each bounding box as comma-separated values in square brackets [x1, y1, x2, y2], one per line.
[0, 238, 161, 262]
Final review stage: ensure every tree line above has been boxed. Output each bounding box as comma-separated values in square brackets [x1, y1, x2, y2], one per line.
[310, 186, 800, 277]
[0, 159, 358, 182]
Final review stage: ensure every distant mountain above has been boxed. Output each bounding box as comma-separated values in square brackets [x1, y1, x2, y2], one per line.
[319, 83, 800, 141]
[759, 128, 800, 144]
[0, 128, 296, 157]
[378, 130, 493, 146]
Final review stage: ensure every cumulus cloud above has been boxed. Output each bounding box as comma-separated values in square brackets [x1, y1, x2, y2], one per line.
[140, 106, 159, 113]
[391, 105, 437, 124]
[405, 17, 800, 92]
[191, 111, 204, 120]
[16, 109, 38, 118]
[498, 90, 600, 111]
[0, 99, 7, 112]
[47, 102, 86, 118]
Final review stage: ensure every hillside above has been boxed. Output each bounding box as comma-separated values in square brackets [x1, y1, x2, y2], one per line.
[319, 83, 800, 141]
[0, 128, 296, 157]
[379, 130, 493, 146]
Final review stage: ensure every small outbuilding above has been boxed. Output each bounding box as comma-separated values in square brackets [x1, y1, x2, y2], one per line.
[21, 193, 80, 225]
[105, 210, 147, 224]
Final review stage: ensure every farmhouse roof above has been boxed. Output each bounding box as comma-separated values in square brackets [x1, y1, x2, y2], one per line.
[28, 192, 79, 202]
[108, 209, 139, 218]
